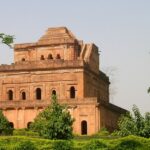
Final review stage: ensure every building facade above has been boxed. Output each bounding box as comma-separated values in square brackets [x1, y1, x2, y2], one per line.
[0, 27, 126, 135]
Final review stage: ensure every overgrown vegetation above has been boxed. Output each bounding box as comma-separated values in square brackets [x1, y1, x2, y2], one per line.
[0, 110, 13, 135]
[114, 105, 150, 138]
[31, 95, 74, 139]
[0, 135, 149, 150]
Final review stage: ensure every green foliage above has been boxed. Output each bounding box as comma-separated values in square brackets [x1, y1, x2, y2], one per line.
[0, 135, 150, 150]
[17, 140, 37, 150]
[113, 139, 142, 150]
[52, 140, 73, 150]
[0, 136, 53, 150]
[148, 87, 150, 93]
[109, 135, 149, 150]
[82, 139, 108, 150]
[31, 95, 74, 139]
[0, 110, 13, 135]
[13, 129, 39, 137]
[115, 105, 150, 138]
[96, 127, 110, 136]
[0, 33, 14, 47]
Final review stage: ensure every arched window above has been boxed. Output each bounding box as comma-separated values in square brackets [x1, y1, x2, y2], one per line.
[36, 88, 41, 100]
[81, 120, 87, 135]
[22, 58, 25, 61]
[70, 86, 75, 98]
[56, 54, 61, 59]
[48, 54, 53, 59]
[40, 55, 45, 60]
[9, 122, 14, 129]
[52, 90, 56, 96]
[21, 92, 26, 100]
[8, 90, 13, 100]
[27, 122, 32, 129]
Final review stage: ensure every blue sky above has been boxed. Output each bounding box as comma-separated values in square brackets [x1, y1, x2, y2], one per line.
[0, 0, 150, 113]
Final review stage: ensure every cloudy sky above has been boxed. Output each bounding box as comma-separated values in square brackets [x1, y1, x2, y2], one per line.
[0, 0, 150, 113]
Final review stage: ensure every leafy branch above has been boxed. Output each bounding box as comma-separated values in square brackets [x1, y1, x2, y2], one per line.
[0, 33, 14, 48]
[148, 87, 150, 94]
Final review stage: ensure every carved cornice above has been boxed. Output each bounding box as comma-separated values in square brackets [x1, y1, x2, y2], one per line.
[0, 97, 98, 110]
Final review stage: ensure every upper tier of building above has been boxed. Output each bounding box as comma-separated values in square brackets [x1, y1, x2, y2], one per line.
[13, 27, 100, 74]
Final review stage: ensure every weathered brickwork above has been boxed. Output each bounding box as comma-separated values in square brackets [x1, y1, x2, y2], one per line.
[0, 27, 126, 135]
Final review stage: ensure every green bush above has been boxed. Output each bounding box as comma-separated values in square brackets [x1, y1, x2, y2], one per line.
[0, 135, 149, 150]
[52, 140, 73, 150]
[113, 139, 142, 150]
[96, 127, 110, 136]
[13, 129, 39, 137]
[17, 140, 37, 150]
[0, 110, 13, 135]
[82, 139, 108, 150]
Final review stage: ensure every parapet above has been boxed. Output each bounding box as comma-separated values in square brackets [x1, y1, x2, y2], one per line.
[0, 60, 85, 72]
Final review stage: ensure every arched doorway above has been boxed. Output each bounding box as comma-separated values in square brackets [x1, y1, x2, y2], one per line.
[40, 55, 45, 60]
[48, 54, 53, 59]
[21, 92, 26, 100]
[36, 88, 41, 100]
[70, 86, 75, 98]
[8, 90, 13, 100]
[9, 122, 14, 129]
[81, 120, 87, 135]
[52, 90, 56, 96]
[27, 122, 32, 129]
[56, 54, 61, 59]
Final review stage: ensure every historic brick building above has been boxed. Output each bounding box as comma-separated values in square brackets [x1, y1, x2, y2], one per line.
[0, 27, 126, 135]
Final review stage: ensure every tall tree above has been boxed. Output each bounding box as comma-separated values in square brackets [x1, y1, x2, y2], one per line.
[31, 95, 74, 139]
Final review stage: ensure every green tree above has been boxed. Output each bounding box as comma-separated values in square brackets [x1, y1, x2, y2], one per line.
[0, 110, 13, 135]
[31, 95, 74, 139]
[0, 33, 14, 47]
[148, 87, 150, 93]
[116, 105, 150, 138]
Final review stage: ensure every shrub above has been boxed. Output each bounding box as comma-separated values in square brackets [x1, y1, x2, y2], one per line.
[52, 140, 73, 150]
[115, 105, 150, 138]
[0, 110, 13, 135]
[82, 139, 108, 150]
[96, 127, 110, 136]
[31, 95, 74, 139]
[17, 140, 37, 150]
[13, 129, 39, 137]
[114, 139, 142, 150]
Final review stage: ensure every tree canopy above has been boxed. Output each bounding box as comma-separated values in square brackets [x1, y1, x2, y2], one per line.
[31, 95, 74, 139]
[115, 105, 150, 138]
